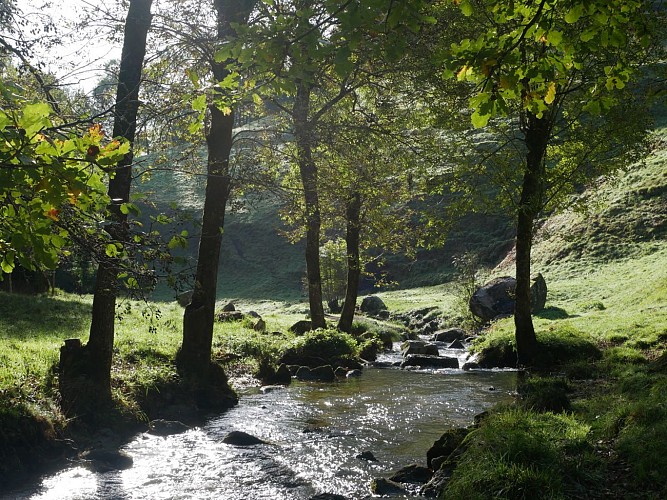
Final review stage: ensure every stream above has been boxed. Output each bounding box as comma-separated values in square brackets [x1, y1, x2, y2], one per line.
[8, 345, 516, 500]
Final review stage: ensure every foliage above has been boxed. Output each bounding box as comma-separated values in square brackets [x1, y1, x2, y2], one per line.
[450, 251, 483, 327]
[319, 238, 348, 303]
[0, 89, 128, 274]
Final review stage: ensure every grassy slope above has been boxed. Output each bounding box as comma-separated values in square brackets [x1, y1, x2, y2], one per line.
[431, 132, 667, 498]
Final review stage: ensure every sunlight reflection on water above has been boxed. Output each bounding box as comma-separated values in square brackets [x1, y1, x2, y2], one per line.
[10, 366, 516, 500]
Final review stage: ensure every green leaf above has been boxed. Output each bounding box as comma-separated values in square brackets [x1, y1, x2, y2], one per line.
[460, 0, 474, 17]
[1, 252, 15, 274]
[547, 30, 563, 46]
[185, 69, 200, 89]
[192, 94, 207, 112]
[120, 202, 140, 216]
[565, 5, 584, 24]
[19, 102, 51, 135]
[471, 109, 491, 128]
[105, 243, 119, 258]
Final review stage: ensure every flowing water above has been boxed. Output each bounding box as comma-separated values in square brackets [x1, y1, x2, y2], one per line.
[9, 346, 516, 500]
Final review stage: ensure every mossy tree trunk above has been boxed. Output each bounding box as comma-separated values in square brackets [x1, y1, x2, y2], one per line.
[59, 0, 153, 413]
[514, 112, 549, 366]
[293, 78, 327, 330]
[338, 192, 361, 333]
[178, 0, 256, 388]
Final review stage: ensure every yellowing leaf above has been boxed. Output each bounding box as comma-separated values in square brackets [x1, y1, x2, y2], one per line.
[456, 65, 469, 81]
[545, 82, 557, 105]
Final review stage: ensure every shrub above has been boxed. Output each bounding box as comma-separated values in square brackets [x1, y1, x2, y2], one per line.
[282, 328, 358, 362]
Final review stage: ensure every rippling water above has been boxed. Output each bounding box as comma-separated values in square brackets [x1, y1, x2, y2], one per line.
[10, 357, 516, 499]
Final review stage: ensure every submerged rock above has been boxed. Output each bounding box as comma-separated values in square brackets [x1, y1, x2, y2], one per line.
[356, 450, 378, 461]
[295, 365, 336, 382]
[148, 419, 189, 436]
[222, 431, 266, 446]
[81, 448, 133, 472]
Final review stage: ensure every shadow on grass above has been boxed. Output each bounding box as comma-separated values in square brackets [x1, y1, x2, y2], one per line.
[534, 307, 578, 320]
[0, 292, 91, 340]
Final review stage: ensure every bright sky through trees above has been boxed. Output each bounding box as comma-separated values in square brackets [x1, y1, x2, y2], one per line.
[21, 0, 121, 91]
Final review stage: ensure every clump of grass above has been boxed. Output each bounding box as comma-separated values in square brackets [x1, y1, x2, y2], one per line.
[444, 408, 601, 499]
[518, 376, 571, 413]
[281, 328, 358, 362]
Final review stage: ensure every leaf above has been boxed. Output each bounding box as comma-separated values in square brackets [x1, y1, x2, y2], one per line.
[19, 102, 51, 136]
[547, 30, 563, 46]
[185, 68, 200, 89]
[120, 202, 140, 216]
[544, 82, 557, 105]
[105, 243, 119, 258]
[471, 109, 491, 128]
[565, 5, 584, 24]
[1, 252, 15, 274]
[192, 94, 207, 112]
[460, 0, 474, 17]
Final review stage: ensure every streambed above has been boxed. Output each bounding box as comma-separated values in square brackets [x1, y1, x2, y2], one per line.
[10, 350, 516, 499]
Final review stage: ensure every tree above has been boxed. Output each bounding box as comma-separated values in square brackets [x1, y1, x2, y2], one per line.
[59, 0, 154, 410]
[177, 0, 257, 392]
[232, 0, 431, 329]
[442, 0, 658, 364]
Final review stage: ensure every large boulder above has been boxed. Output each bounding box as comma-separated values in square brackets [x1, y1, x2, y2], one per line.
[289, 320, 313, 335]
[469, 274, 548, 322]
[401, 340, 439, 357]
[469, 276, 516, 322]
[401, 355, 459, 369]
[531, 273, 548, 312]
[360, 295, 387, 315]
[371, 478, 407, 496]
[426, 427, 469, 469]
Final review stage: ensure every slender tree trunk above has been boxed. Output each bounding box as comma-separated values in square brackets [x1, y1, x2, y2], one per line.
[293, 79, 326, 329]
[178, 0, 256, 384]
[60, 0, 152, 411]
[514, 113, 549, 366]
[338, 192, 361, 333]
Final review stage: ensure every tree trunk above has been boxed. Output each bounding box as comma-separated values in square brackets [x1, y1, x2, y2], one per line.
[338, 192, 361, 333]
[293, 79, 326, 329]
[178, 0, 256, 383]
[514, 112, 549, 366]
[60, 0, 152, 412]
